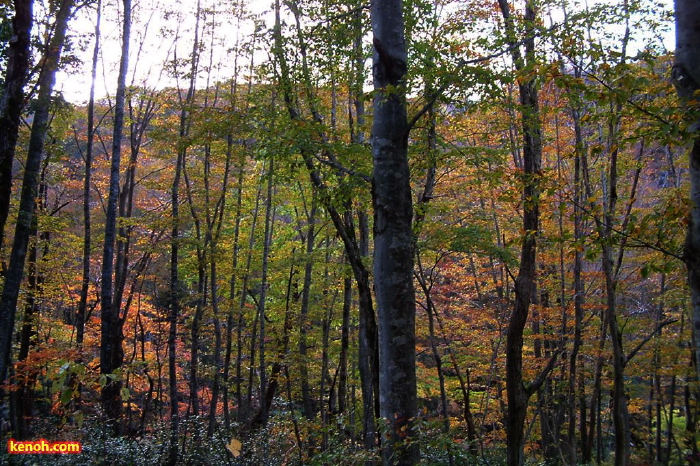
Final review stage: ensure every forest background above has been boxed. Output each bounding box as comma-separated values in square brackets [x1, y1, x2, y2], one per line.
[0, 0, 693, 465]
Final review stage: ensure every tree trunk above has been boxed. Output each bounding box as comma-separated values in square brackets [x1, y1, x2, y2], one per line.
[167, 127, 183, 466]
[673, 0, 700, 387]
[0, 0, 74, 385]
[370, 0, 418, 463]
[100, 0, 131, 432]
[0, 0, 33, 254]
[338, 270, 352, 414]
[257, 156, 275, 425]
[299, 193, 318, 420]
[224, 155, 245, 430]
[496, 2, 544, 464]
[237, 172, 263, 423]
[77, 0, 101, 350]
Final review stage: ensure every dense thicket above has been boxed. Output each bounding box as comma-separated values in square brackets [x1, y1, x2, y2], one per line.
[0, 0, 692, 465]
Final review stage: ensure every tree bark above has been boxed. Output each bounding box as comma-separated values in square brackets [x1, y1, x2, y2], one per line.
[370, 0, 418, 463]
[496, 2, 543, 465]
[100, 0, 131, 432]
[77, 0, 101, 350]
[0, 0, 33, 254]
[673, 0, 700, 387]
[0, 0, 73, 385]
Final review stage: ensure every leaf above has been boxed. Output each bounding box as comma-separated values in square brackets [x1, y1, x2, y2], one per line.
[226, 438, 242, 457]
[120, 387, 130, 401]
[60, 387, 73, 405]
[74, 411, 84, 428]
[640, 264, 650, 279]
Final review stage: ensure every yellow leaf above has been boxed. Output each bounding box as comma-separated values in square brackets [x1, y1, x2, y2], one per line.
[226, 438, 242, 457]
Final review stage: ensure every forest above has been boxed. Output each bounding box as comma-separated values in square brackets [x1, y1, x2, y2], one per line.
[0, 0, 696, 464]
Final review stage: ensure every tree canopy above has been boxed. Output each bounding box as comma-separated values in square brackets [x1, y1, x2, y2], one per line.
[0, 1, 693, 465]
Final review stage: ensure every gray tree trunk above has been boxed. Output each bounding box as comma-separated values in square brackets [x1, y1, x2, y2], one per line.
[673, 0, 700, 386]
[370, 0, 418, 464]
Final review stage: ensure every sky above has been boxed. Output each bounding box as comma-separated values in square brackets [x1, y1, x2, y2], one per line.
[54, 0, 676, 105]
[57, 0, 267, 104]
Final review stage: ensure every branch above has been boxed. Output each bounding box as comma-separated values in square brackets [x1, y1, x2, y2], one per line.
[564, 56, 674, 128]
[624, 318, 678, 366]
[564, 191, 685, 263]
[407, 24, 559, 131]
[313, 152, 371, 183]
[307, 3, 371, 35]
[525, 347, 563, 397]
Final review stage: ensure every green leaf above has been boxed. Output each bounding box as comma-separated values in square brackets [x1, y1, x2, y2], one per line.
[74, 411, 84, 428]
[60, 387, 73, 405]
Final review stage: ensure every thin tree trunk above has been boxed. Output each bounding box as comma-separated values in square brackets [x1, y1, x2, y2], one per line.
[224, 155, 244, 430]
[564, 58, 588, 461]
[256, 156, 275, 426]
[206, 113, 235, 437]
[237, 171, 263, 423]
[338, 269, 352, 414]
[167, 0, 203, 457]
[496, 2, 545, 464]
[100, 0, 131, 432]
[299, 193, 318, 420]
[167, 148, 182, 466]
[77, 0, 101, 350]
[415, 254, 453, 466]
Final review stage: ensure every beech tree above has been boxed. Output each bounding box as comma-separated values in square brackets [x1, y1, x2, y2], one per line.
[370, 0, 419, 463]
[673, 0, 700, 385]
[0, 1, 688, 465]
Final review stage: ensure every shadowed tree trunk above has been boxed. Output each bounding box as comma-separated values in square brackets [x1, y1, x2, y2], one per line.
[100, 0, 131, 432]
[370, 0, 419, 463]
[0, 0, 33, 254]
[0, 0, 74, 385]
[76, 0, 101, 350]
[673, 0, 700, 387]
[495, 2, 552, 465]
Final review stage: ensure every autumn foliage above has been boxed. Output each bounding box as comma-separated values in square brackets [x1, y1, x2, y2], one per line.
[0, 0, 694, 465]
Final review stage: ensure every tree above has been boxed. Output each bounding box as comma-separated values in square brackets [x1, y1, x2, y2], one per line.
[370, 0, 419, 463]
[673, 0, 700, 386]
[0, 0, 32, 254]
[100, 0, 131, 432]
[0, 0, 74, 385]
[495, 1, 559, 464]
[76, 0, 101, 350]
